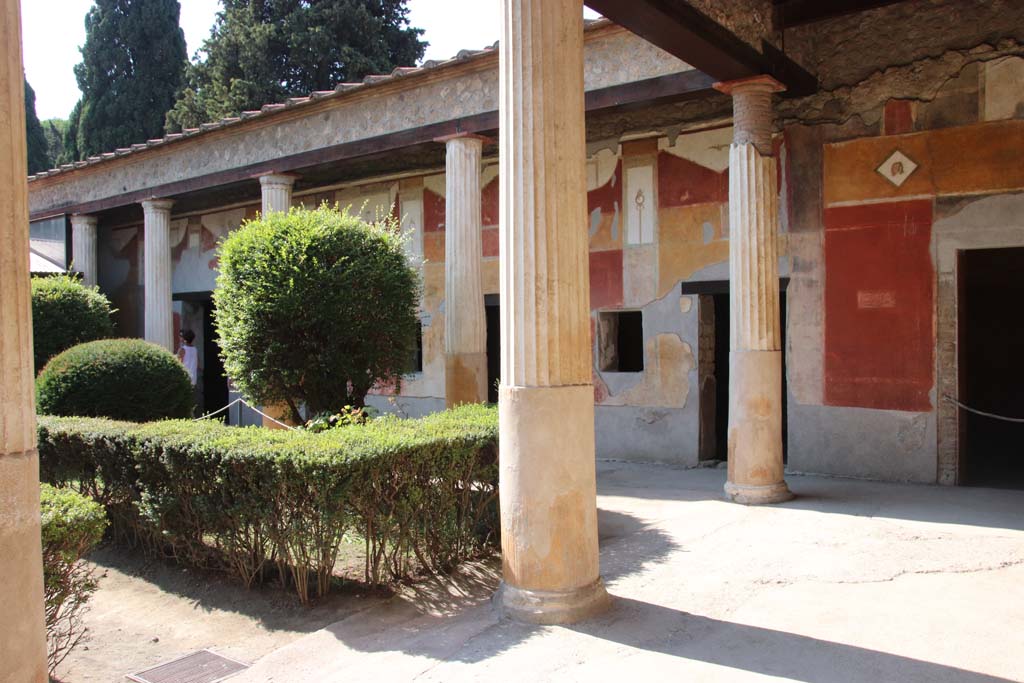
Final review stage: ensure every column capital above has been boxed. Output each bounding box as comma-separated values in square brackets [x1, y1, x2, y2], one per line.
[258, 172, 299, 188]
[141, 198, 175, 214]
[70, 213, 98, 227]
[435, 132, 491, 146]
[712, 74, 786, 96]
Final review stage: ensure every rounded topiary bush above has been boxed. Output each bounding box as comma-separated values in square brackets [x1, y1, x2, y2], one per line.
[214, 206, 420, 424]
[36, 339, 193, 422]
[32, 274, 116, 373]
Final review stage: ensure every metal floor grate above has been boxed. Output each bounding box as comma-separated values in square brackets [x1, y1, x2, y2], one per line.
[126, 649, 249, 683]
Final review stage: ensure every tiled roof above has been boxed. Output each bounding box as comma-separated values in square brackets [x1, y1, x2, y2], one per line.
[29, 18, 610, 182]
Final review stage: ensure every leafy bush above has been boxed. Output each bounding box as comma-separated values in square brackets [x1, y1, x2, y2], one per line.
[38, 404, 498, 604]
[31, 274, 116, 372]
[40, 483, 107, 673]
[36, 338, 193, 422]
[214, 206, 420, 424]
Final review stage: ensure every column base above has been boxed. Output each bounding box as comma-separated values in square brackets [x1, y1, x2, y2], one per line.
[724, 480, 793, 505]
[497, 578, 611, 625]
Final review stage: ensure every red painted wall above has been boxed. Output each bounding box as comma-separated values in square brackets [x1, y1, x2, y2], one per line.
[589, 249, 624, 310]
[423, 188, 446, 232]
[824, 199, 935, 411]
[657, 152, 727, 207]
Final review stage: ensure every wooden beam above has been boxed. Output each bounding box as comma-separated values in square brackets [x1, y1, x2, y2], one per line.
[585, 0, 817, 95]
[774, 0, 908, 29]
[30, 70, 717, 220]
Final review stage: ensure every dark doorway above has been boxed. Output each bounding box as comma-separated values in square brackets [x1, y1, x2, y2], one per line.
[686, 280, 788, 463]
[202, 298, 229, 419]
[958, 247, 1024, 488]
[485, 295, 501, 404]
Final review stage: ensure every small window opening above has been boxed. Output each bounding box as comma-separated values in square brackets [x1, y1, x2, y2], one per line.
[599, 310, 644, 372]
[408, 324, 423, 373]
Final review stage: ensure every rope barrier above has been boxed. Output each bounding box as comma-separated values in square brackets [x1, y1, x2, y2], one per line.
[194, 397, 297, 430]
[942, 394, 1024, 424]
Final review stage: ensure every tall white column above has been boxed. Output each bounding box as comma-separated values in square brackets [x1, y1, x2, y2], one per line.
[716, 75, 793, 505]
[442, 134, 488, 406]
[142, 199, 175, 351]
[260, 173, 297, 215]
[497, 0, 609, 624]
[0, 0, 49, 678]
[71, 213, 99, 287]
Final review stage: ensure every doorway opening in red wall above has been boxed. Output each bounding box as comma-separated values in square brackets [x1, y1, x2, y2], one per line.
[957, 247, 1024, 488]
[687, 280, 789, 464]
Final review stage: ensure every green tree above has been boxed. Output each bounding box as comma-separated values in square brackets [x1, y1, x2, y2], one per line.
[213, 206, 420, 423]
[65, 0, 187, 160]
[166, 0, 426, 131]
[25, 79, 50, 174]
[42, 118, 68, 167]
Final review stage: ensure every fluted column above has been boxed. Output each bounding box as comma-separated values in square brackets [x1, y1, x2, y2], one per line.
[0, 0, 49, 679]
[71, 214, 99, 287]
[142, 199, 175, 351]
[260, 173, 297, 215]
[442, 134, 488, 406]
[716, 75, 792, 505]
[497, 0, 608, 624]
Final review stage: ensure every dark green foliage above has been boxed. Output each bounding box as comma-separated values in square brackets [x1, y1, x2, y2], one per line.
[65, 0, 187, 160]
[36, 338, 194, 422]
[38, 404, 499, 604]
[166, 0, 426, 130]
[40, 483, 107, 672]
[42, 118, 68, 167]
[214, 206, 420, 422]
[25, 79, 50, 174]
[31, 274, 116, 372]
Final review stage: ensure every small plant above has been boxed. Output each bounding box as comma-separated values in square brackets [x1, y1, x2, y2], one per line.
[31, 273, 116, 372]
[36, 338, 193, 421]
[303, 405, 377, 433]
[40, 483, 107, 673]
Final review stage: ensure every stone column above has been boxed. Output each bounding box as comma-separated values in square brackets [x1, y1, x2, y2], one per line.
[260, 173, 296, 215]
[442, 134, 488, 406]
[71, 214, 99, 287]
[0, 0, 49, 679]
[258, 173, 298, 429]
[716, 75, 792, 505]
[142, 199, 175, 351]
[497, 0, 609, 624]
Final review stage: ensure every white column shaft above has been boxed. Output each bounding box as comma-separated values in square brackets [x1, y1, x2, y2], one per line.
[71, 214, 99, 287]
[143, 199, 175, 351]
[497, 0, 608, 624]
[444, 136, 486, 355]
[260, 174, 296, 214]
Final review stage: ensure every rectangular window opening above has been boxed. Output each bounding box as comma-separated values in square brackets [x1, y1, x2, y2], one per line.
[599, 310, 644, 372]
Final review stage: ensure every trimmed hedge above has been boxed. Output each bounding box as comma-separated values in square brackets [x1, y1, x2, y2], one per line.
[36, 338, 194, 422]
[38, 404, 498, 604]
[31, 274, 116, 372]
[41, 484, 107, 672]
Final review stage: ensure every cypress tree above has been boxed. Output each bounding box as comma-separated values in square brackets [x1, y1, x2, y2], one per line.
[24, 78, 50, 174]
[166, 0, 426, 131]
[67, 0, 187, 160]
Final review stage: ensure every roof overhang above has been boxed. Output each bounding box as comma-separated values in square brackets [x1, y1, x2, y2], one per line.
[585, 0, 817, 96]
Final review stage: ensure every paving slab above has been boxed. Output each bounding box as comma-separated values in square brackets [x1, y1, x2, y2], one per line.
[234, 464, 1024, 682]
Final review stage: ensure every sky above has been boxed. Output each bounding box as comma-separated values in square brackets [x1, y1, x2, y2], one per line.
[22, 0, 601, 121]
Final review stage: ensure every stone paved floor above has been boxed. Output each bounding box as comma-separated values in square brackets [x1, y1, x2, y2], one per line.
[233, 463, 1024, 682]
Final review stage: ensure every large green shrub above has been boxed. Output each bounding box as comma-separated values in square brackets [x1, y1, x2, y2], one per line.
[36, 339, 193, 422]
[214, 206, 420, 424]
[31, 274, 116, 372]
[38, 404, 498, 604]
[40, 483, 107, 672]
